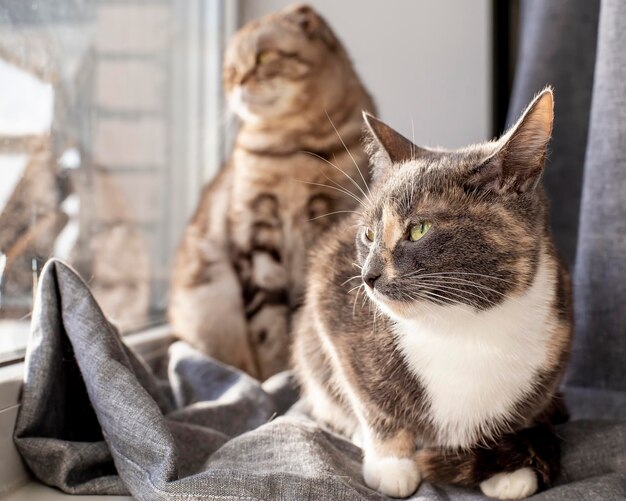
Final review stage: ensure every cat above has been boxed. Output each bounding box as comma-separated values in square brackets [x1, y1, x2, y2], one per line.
[169, 4, 375, 380]
[293, 88, 573, 499]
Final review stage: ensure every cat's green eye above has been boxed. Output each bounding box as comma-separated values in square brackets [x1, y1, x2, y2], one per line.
[257, 51, 277, 65]
[365, 228, 375, 242]
[409, 222, 432, 242]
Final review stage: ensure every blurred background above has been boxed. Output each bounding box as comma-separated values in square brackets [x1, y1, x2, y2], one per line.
[0, 0, 519, 362]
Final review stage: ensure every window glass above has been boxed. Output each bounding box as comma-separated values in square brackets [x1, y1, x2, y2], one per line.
[0, 0, 230, 362]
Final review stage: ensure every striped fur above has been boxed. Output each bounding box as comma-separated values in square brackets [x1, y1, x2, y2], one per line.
[169, 4, 375, 379]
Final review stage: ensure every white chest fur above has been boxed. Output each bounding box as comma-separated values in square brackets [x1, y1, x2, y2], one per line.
[393, 257, 556, 449]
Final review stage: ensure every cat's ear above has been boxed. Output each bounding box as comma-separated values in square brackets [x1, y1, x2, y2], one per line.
[284, 5, 339, 50]
[363, 112, 428, 180]
[468, 87, 554, 193]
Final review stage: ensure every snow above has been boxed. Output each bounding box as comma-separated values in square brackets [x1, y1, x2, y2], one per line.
[0, 58, 54, 136]
[0, 154, 29, 214]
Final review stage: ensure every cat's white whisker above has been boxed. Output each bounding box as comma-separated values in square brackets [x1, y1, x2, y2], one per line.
[415, 283, 498, 308]
[307, 210, 361, 222]
[413, 275, 501, 288]
[413, 276, 526, 307]
[341, 275, 363, 286]
[317, 168, 368, 206]
[404, 291, 438, 317]
[405, 270, 517, 285]
[413, 291, 455, 307]
[301, 150, 372, 206]
[304, 167, 365, 203]
[415, 288, 462, 307]
[352, 284, 365, 318]
[372, 306, 381, 333]
[324, 110, 372, 198]
[298, 180, 368, 209]
[418, 280, 492, 303]
[408, 276, 495, 296]
[361, 289, 369, 308]
[416, 278, 503, 299]
[401, 268, 426, 278]
[410, 116, 416, 160]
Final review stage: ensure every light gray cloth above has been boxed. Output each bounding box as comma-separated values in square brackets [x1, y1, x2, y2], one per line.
[13, 260, 626, 500]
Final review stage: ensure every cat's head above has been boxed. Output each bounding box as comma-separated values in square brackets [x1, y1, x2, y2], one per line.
[223, 4, 348, 123]
[356, 89, 554, 321]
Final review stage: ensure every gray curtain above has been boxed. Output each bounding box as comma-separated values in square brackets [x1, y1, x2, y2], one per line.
[510, 0, 626, 411]
[507, 0, 599, 269]
[567, 0, 626, 395]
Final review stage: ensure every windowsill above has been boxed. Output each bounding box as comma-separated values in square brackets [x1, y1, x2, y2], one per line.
[0, 320, 31, 366]
[0, 323, 173, 499]
[0, 318, 171, 366]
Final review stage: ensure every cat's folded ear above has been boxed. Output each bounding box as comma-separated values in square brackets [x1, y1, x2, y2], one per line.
[467, 87, 554, 194]
[362, 112, 428, 180]
[284, 4, 339, 50]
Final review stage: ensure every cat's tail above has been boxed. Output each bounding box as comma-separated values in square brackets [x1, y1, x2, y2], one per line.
[415, 425, 560, 489]
[416, 446, 478, 486]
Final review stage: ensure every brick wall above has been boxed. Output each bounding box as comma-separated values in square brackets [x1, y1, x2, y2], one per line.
[81, 0, 177, 329]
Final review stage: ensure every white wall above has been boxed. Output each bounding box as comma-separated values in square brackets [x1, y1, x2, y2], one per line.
[240, 0, 492, 149]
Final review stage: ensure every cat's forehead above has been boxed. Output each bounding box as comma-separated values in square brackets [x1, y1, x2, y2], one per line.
[369, 144, 494, 220]
[226, 14, 318, 64]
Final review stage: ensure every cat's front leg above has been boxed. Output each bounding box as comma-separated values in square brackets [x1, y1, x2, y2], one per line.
[361, 427, 421, 498]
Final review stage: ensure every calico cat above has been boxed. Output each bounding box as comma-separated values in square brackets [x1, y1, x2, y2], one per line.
[169, 4, 375, 379]
[293, 88, 573, 499]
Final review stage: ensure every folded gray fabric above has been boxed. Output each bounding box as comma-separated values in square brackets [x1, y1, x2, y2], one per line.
[13, 260, 626, 500]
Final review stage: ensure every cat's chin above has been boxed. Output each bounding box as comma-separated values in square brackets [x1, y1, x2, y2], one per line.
[229, 101, 267, 124]
[228, 86, 298, 124]
[366, 287, 427, 322]
[228, 90, 274, 123]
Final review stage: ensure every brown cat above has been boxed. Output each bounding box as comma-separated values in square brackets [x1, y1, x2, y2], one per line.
[293, 88, 573, 499]
[169, 4, 375, 379]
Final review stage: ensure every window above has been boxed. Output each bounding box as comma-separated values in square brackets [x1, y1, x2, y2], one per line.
[0, 0, 236, 363]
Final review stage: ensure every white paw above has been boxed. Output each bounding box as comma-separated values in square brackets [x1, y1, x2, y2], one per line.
[480, 467, 538, 499]
[363, 455, 421, 498]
